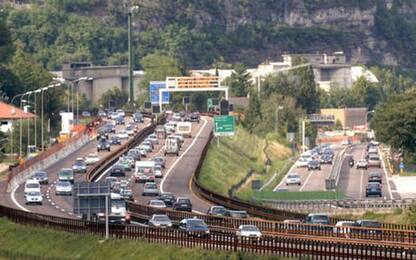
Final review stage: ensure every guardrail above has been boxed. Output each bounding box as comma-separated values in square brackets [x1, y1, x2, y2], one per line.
[0, 203, 415, 259]
[325, 145, 347, 190]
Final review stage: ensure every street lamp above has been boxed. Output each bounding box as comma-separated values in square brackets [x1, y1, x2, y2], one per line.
[19, 91, 32, 158]
[10, 93, 26, 161]
[128, 5, 139, 106]
[73, 77, 93, 124]
[275, 106, 284, 133]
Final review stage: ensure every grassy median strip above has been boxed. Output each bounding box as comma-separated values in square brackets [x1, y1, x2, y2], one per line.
[253, 190, 345, 201]
[0, 218, 291, 260]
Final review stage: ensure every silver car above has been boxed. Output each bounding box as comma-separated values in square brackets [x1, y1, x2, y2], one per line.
[142, 182, 160, 196]
[149, 214, 172, 228]
[55, 181, 72, 196]
[25, 191, 43, 205]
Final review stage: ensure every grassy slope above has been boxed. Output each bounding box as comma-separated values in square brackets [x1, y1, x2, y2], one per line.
[335, 209, 416, 225]
[0, 218, 288, 260]
[198, 126, 291, 200]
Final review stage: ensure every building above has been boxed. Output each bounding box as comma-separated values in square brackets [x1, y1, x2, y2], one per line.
[58, 62, 146, 103]
[320, 108, 368, 130]
[0, 102, 35, 133]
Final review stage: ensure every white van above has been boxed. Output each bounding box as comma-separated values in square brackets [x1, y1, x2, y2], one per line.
[164, 136, 179, 156]
[134, 161, 156, 183]
[24, 179, 41, 195]
[176, 122, 192, 138]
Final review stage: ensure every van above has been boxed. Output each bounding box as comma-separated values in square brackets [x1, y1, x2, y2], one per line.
[164, 136, 179, 156]
[134, 161, 156, 183]
[24, 179, 41, 195]
[176, 122, 192, 138]
[58, 168, 74, 183]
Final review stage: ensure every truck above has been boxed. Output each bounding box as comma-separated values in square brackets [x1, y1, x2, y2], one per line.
[164, 136, 180, 156]
[97, 193, 130, 224]
[134, 161, 156, 183]
[176, 122, 192, 138]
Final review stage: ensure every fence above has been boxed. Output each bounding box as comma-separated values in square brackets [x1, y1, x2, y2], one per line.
[6, 118, 102, 192]
[0, 203, 415, 259]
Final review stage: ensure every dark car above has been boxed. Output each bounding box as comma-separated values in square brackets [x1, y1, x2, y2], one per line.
[32, 170, 48, 184]
[366, 183, 382, 197]
[173, 197, 192, 212]
[207, 206, 228, 217]
[104, 124, 116, 133]
[110, 164, 125, 177]
[368, 172, 382, 184]
[226, 210, 248, 218]
[115, 116, 125, 125]
[154, 156, 166, 169]
[307, 160, 321, 171]
[179, 218, 210, 238]
[158, 192, 176, 207]
[306, 213, 330, 225]
[190, 113, 200, 123]
[97, 138, 111, 152]
[322, 148, 334, 159]
[96, 129, 109, 140]
[319, 154, 332, 164]
[119, 189, 133, 201]
[111, 136, 121, 145]
[133, 112, 144, 123]
[127, 150, 141, 161]
[355, 220, 382, 234]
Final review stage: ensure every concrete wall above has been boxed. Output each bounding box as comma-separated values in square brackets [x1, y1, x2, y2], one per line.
[91, 78, 122, 103]
[320, 108, 367, 129]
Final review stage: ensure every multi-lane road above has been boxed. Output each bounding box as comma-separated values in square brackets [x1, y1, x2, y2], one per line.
[4, 115, 214, 218]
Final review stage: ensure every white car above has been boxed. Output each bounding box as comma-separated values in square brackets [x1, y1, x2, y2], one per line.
[140, 144, 152, 153]
[154, 166, 163, 178]
[296, 157, 309, 168]
[55, 181, 72, 196]
[356, 159, 368, 169]
[341, 140, 352, 145]
[125, 127, 135, 136]
[25, 191, 43, 205]
[333, 221, 357, 234]
[137, 147, 148, 157]
[286, 173, 301, 186]
[117, 131, 129, 139]
[116, 109, 125, 117]
[148, 199, 166, 208]
[85, 153, 100, 165]
[236, 225, 262, 240]
[148, 134, 159, 144]
[24, 179, 41, 195]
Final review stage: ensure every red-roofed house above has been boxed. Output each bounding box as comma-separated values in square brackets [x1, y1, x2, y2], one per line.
[0, 101, 35, 133]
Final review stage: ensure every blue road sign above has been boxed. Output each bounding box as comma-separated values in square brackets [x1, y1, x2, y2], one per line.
[400, 162, 404, 169]
[149, 81, 170, 105]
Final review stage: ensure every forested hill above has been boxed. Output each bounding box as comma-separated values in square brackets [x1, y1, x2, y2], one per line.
[3, 0, 416, 69]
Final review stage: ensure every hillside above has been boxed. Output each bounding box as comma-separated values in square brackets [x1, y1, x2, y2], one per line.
[3, 0, 416, 68]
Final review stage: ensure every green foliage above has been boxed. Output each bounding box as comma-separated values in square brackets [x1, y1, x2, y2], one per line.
[229, 63, 252, 97]
[99, 87, 129, 109]
[0, 10, 14, 63]
[371, 89, 416, 156]
[350, 76, 382, 110]
[244, 90, 262, 133]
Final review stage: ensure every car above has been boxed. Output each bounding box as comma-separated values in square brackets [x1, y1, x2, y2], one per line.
[98, 110, 106, 117]
[157, 192, 176, 207]
[139, 144, 152, 153]
[149, 214, 173, 228]
[105, 176, 118, 189]
[148, 134, 159, 145]
[117, 131, 129, 140]
[153, 156, 165, 169]
[116, 109, 125, 117]
[174, 134, 184, 144]
[125, 126, 135, 136]
[119, 180, 129, 190]
[366, 183, 382, 197]
[173, 197, 192, 212]
[24, 179, 41, 195]
[148, 199, 167, 208]
[58, 168, 74, 183]
[306, 213, 330, 225]
[179, 218, 210, 238]
[236, 225, 262, 240]
[367, 155, 381, 168]
[142, 182, 160, 196]
[55, 181, 72, 196]
[137, 147, 148, 157]
[207, 206, 228, 217]
[97, 138, 111, 152]
[226, 210, 248, 218]
[81, 111, 91, 117]
[104, 123, 116, 133]
[32, 170, 48, 184]
[322, 148, 334, 159]
[286, 173, 301, 186]
[25, 191, 43, 205]
[127, 150, 141, 161]
[72, 158, 87, 173]
[355, 220, 382, 234]
[356, 159, 368, 169]
[115, 116, 125, 125]
[142, 140, 154, 149]
[319, 154, 333, 164]
[110, 164, 126, 177]
[341, 139, 352, 145]
[368, 172, 382, 184]
[119, 189, 133, 201]
[368, 147, 378, 155]
[110, 136, 121, 145]
[154, 166, 163, 178]
[117, 158, 132, 172]
[333, 221, 357, 234]
[190, 113, 200, 123]
[85, 153, 100, 165]
[307, 160, 321, 171]
[296, 157, 309, 168]
[96, 130, 109, 140]
[133, 112, 144, 123]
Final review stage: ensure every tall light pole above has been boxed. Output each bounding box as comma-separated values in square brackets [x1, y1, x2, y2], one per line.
[275, 106, 284, 133]
[10, 93, 26, 161]
[33, 89, 42, 149]
[128, 5, 139, 106]
[19, 91, 32, 158]
[73, 77, 93, 124]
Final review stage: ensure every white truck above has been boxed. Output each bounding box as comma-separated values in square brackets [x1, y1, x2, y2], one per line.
[134, 161, 156, 183]
[164, 136, 180, 156]
[176, 122, 192, 138]
[97, 193, 129, 224]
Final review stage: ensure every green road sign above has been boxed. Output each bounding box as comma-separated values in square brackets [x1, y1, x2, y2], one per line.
[214, 115, 235, 136]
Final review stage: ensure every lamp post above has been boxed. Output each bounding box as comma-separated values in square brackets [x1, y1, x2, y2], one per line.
[275, 106, 284, 133]
[10, 93, 26, 161]
[73, 77, 93, 124]
[33, 89, 42, 149]
[128, 5, 139, 106]
[19, 91, 32, 158]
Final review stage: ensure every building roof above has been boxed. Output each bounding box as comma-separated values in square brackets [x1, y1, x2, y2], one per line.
[0, 102, 35, 120]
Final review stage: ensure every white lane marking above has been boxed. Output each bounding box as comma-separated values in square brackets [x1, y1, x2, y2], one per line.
[11, 185, 30, 212]
[379, 147, 393, 199]
[160, 118, 208, 194]
[273, 160, 298, 192]
[299, 171, 314, 191]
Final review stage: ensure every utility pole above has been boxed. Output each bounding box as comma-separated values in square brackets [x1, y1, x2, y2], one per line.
[128, 9, 134, 106]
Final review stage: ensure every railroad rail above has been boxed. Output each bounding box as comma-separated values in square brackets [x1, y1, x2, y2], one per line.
[0, 204, 415, 259]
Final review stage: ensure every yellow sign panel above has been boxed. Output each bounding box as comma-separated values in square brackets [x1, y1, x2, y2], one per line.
[174, 76, 219, 89]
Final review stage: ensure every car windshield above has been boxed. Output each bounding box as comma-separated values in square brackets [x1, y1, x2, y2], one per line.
[145, 184, 157, 189]
[75, 160, 84, 165]
[288, 174, 299, 179]
[212, 207, 226, 214]
[26, 183, 39, 188]
[340, 222, 355, 227]
[60, 169, 72, 176]
[311, 215, 329, 222]
[58, 181, 70, 187]
[28, 191, 41, 196]
[151, 201, 164, 206]
[230, 211, 247, 218]
[112, 200, 125, 208]
[154, 215, 170, 222]
[369, 173, 381, 177]
[188, 219, 206, 227]
[242, 226, 259, 232]
[178, 199, 190, 204]
[35, 172, 46, 177]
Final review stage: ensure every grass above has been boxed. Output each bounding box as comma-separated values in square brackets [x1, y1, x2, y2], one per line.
[198, 126, 292, 200]
[335, 208, 416, 225]
[0, 218, 288, 260]
[252, 191, 345, 201]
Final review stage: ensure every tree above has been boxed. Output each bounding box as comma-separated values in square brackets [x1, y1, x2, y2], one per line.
[99, 87, 129, 109]
[371, 89, 416, 157]
[0, 10, 14, 63]
[244, 90, 262, 132]
[229, 63, 252, 97]
[351, 76, 382, 110]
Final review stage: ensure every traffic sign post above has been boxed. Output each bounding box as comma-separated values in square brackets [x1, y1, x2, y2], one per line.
[214, 115, 235, 137]
[400, 162, 404, 174]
